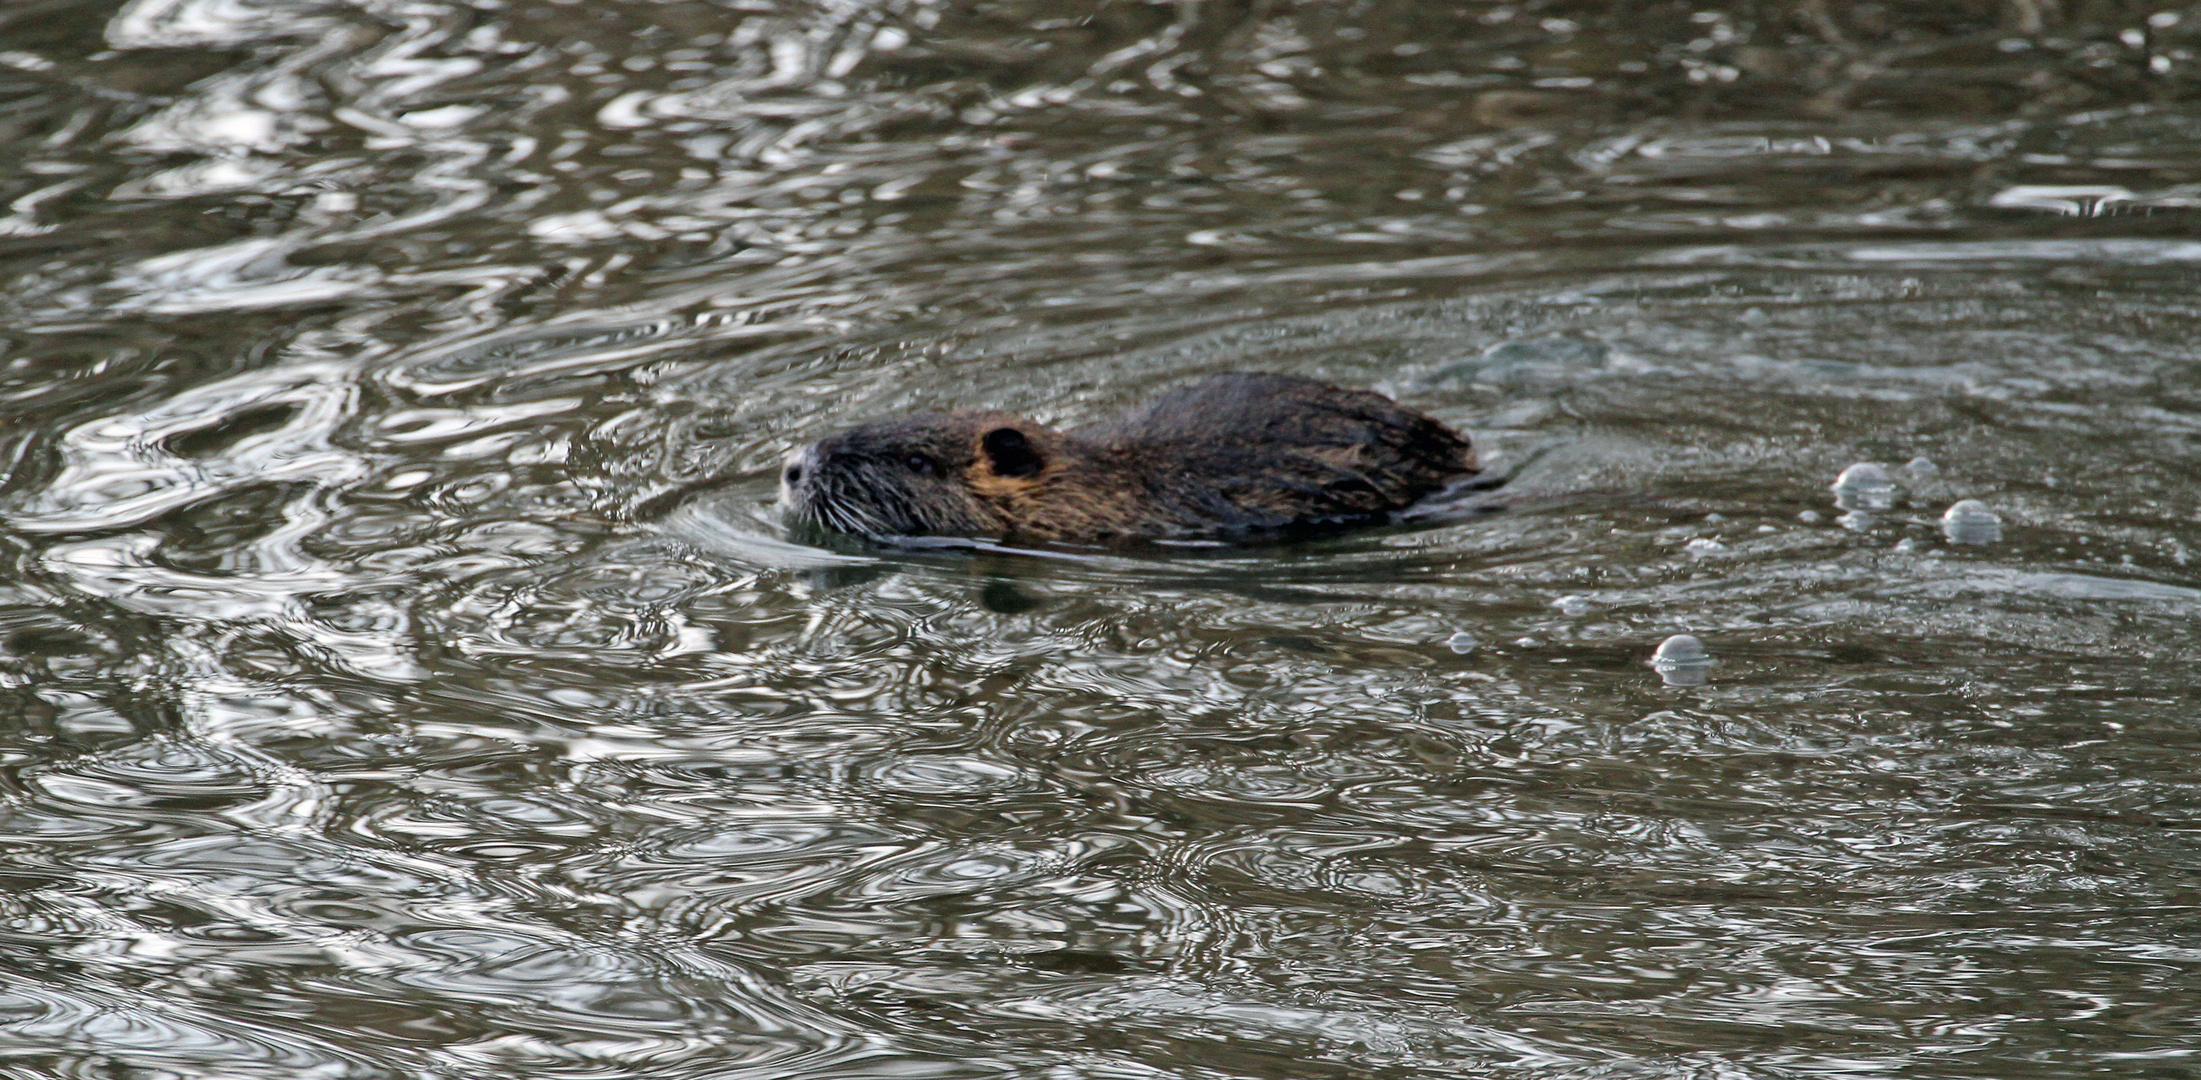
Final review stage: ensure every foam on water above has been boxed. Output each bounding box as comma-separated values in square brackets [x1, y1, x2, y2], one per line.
[1941, 499, 2006, 545]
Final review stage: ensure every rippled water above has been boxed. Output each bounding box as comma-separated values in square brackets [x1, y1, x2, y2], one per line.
[5, 1, 2201, 1077]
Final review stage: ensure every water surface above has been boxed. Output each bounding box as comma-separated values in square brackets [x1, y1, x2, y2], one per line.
[4, 2, 2201, 1077]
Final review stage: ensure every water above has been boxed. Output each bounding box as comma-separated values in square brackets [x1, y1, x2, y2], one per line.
[4, 2, 2201, 1077]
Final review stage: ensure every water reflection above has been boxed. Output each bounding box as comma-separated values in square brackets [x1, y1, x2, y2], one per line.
[3, 0, 2201, 1077]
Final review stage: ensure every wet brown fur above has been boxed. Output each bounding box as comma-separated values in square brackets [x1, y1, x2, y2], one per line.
[780, 373, 1476, 544]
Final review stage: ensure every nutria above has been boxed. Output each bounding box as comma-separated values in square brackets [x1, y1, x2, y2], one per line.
[780, 372, 1476, 544]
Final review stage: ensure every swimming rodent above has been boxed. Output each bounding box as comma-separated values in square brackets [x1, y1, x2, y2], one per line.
[779, 372, 1476, 544]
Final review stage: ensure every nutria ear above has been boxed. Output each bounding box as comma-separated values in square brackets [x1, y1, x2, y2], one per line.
[980, 427, 1043, 477]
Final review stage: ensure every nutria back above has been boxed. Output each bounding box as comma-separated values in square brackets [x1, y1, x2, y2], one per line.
[780, 373, 1475, 544]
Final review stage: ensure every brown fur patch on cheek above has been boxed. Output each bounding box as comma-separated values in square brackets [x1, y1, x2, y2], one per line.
[967, 469, 1044, 506]
[956, 452, 1047, 534]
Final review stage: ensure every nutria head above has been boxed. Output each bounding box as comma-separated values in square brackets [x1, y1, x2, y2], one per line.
[780, 410, 1055, 540]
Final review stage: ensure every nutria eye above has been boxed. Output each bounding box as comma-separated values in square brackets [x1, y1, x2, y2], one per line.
[903, 454, 937, 475]
[783, 464, 803, 484]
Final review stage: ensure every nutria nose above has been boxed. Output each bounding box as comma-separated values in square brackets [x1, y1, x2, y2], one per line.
[781, 445, 819, 491]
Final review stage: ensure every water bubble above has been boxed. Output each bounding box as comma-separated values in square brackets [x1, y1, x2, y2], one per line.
[1798, 510, 1821, 523]
[1940, 499, 2003, 545]
[1832, 462, 1899, 511]
[1684, 537, 1726, 555]
[1893, 537, 1921, 553]
[1446, 631, 1479, 654]
[1650, 634, 1713, 686]
[1904, 456, 1939, 478]
[1551, 595, 1592, 616]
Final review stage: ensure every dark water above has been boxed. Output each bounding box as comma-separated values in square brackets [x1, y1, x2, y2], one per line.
[5, 1, 2201, 1076]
